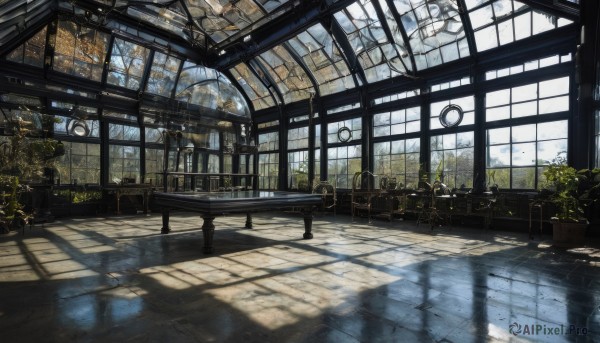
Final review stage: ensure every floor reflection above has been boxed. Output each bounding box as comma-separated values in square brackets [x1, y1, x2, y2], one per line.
[0, 212, 598, 342]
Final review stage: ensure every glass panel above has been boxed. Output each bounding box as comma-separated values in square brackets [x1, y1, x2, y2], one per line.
[109, 145, 140, 183]
[328, 118, 362, 144]
[538, 139, 567, 165]
[126, 2, 191, 42]
[430, 96, 474, 130]
[512, 83, 537, 102]
[487, 145, 510, 167]
[254, 45, 315, 103]
[334, 0, 408, 81]
[287, 23, 355, 96]
[470, 2, 570, 53]
[373, 106, 420, 137]
[145, 127, 164, 144]
[258, 131, 279, 152]
[287, 126, 309, 150]
[6, 26, 47, 67]
[55, 142, 101, 185]
[146, 52, 181, 97]
[430, 132, 474, 188]
[539, 96, 569, 114]
[207, 154, 220, 173]
[175, 62, 250, 118]
[474, 25, 498, 52]
[486, 76, 570, 121]
[374, 138, 420, 189]
[107, 38, 150, 90]
[538, 120, 568, 140]
[512, 124, 536, 143]
[486, 120, 569, 189]
[430, 77, 471, 93]
[487, 127, 510, 145]
[53, 21, 109, 81]
[539, 76, 569, 98]
[394, 0, 467, 70]
[487, 89, 510, 107]
[258, 153, 279, 190]
[372, 89, 420, 105]
[183, 0, 265, 44]
[230, 63, 276, 110]
[327, 145, 362, 189]
[288, 150, 310, 191]
[145, 148, 164, 186]
[108, 123, 140, 141]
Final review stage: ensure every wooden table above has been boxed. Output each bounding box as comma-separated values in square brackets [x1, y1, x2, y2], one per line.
[103, 184, 154, 214]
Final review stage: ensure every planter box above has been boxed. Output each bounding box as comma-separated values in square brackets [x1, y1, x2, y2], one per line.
[552, 221, 587, 247]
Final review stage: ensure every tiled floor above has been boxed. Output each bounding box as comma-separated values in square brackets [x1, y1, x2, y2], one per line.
[1, 212, 599, 342]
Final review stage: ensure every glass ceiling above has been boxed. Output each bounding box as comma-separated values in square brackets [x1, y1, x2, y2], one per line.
[0, 0, 579, 111]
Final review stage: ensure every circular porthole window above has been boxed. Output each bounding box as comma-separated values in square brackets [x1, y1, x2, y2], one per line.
[67, 119, 90, 137]
[337, 126, 352, 142]
[439, 104, 463, 128]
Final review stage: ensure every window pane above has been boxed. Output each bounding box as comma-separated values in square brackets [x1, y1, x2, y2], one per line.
[512, 167, 535, 189]
[146, 52, 181, 97]
[512, 143, 536, 166]
[109, 145, 140, 183]
[512, 84, 537, 102]
[108, 38, 150, 90]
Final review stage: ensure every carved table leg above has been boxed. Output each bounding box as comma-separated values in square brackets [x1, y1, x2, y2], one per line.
[302, 208, 314, 239]
[245, 213, 253, 229]
[161, 208, 171, 234]
[202, 215, 215, 254]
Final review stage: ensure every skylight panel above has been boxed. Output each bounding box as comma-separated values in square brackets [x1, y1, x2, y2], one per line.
[393, 0, 469, 71]
[126, 3, 190, 41]
[286, 23, 355, 96]
[468, 0, 574, 53]
[334, 0, 407, 83]
[175, 61, 250, 118]
[230, 63, 276, 111]
[5, 25, 47, 67]
[183, 0, 265, 44]
[254, 0, 291, 13]
[53, 21, 109, 82]
[254, 45, 315, 104]
[146, 52, 182, 98]
[107, 38, 150, 91]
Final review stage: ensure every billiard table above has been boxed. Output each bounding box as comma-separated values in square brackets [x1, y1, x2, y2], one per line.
[152, 191, 323, 253]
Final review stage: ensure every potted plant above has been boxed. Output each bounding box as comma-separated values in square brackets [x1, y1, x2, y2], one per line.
[542, 154, 588, 247]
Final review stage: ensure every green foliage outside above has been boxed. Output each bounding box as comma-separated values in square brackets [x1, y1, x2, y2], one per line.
[0, 125, 63, 181]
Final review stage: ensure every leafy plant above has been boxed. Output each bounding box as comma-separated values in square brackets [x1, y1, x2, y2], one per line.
[0, 117, 62, 231]
[0, 175, 31, 232]
[72, 190, 102, 204]
[542, 154, 586, 222]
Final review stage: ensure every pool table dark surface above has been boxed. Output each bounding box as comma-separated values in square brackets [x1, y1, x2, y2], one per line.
[152, 191, 323, 253]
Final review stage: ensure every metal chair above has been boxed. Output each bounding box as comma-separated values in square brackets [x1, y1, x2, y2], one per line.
[312, 180, 337, 215]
